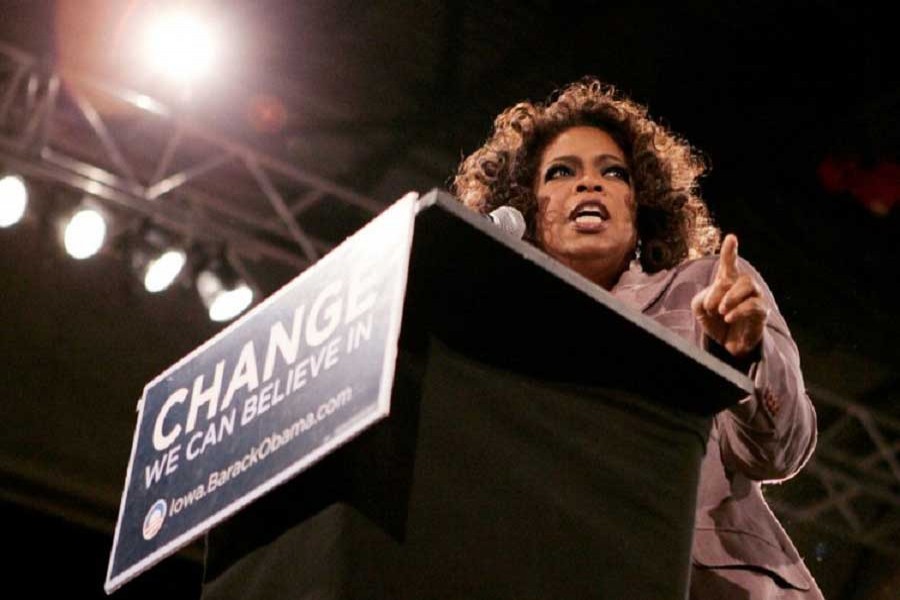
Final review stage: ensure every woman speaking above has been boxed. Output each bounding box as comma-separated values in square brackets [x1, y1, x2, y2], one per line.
[452, 78, 824, 599]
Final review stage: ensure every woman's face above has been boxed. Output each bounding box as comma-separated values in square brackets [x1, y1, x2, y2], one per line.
[533, 126, 638, 289]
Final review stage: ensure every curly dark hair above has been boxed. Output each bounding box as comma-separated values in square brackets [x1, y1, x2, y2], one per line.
[451, 78, 721, 272]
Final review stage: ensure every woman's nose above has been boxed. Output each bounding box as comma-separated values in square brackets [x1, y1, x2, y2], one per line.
[575, 177, 603, 193]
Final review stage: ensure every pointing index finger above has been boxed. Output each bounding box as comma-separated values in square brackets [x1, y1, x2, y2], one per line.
[716, 233, 740, 282]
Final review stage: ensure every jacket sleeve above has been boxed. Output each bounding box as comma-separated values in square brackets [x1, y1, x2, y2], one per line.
[704, 258, 818, 482]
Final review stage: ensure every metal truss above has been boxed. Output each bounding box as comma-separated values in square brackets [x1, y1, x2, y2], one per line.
[0, 39, 384, 291]
[5, 36, 899, 560]
[767, 384, 900, 558]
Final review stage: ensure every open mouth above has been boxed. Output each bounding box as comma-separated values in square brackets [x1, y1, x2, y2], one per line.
[569, 201, 609, 225]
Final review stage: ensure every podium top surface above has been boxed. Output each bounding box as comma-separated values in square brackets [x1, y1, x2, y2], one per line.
[408, 190, 753, 415]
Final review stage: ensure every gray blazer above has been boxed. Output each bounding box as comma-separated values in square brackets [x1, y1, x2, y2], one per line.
[612, 256, 825, 598]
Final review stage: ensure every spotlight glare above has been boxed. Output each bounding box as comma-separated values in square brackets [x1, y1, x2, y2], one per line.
[197, 269, 253, 322]
[144, 11, 218, 83]
[0, 175, 28, 227]
[144, 248, 186, 293]
[64, 208, 107, 259]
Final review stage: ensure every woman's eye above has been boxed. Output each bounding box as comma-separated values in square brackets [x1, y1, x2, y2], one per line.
[604, 166, 631, 183]
[544, 164, 573, 181]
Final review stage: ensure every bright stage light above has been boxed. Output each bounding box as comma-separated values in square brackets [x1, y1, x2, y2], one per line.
[143, 248, 186, 293]
[64, 208, 107, 259]
[0, 174, 28, 227]
[197, 268, 253, 322]
[144, 10, 218, 83]
[208, 285, 253, 322]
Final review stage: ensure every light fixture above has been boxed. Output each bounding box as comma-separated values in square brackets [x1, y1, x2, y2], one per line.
[63, 205, 107, 259]
[130, 228, 187, 293]
[0, 174, 28, 228]
[196, 260, 253, 322]
[143, 248, 187, 293]
[143, 9, 219, 84]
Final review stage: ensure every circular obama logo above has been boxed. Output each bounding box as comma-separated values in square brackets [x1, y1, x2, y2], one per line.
[143, 499, 168, 540]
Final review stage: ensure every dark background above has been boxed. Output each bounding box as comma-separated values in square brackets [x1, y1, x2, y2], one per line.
[1, 1, 897, 598]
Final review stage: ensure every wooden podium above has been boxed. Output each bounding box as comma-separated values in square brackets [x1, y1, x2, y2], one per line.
[200, 190, 751, 599]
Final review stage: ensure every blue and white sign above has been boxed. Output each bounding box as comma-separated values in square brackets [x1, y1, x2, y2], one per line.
[106, 193, 418, 593]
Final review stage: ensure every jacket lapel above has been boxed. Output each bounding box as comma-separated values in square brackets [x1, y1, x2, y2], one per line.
[612, 264, 678, 313]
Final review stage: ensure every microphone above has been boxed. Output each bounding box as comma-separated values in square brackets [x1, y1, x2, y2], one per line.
[488, 205, 527, 239]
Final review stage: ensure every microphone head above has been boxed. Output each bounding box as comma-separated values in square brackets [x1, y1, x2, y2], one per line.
[488, 205, 527, 239]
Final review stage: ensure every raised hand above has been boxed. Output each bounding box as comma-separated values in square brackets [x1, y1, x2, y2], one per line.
[691, 234, 769, 358]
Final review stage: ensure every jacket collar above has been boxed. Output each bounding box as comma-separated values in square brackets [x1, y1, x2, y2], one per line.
[611, 262, 678, 313]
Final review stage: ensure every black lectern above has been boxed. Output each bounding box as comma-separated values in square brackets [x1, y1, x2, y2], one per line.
[200, 190, 751, 599]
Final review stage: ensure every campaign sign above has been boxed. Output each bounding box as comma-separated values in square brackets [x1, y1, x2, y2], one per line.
[105, 193, 417, 593]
